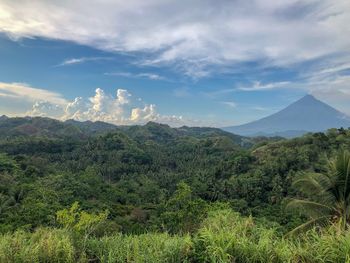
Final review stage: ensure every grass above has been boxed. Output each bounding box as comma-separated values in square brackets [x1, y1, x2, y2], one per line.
[1, 210, 350, 262]
[86, 233, 192, 263]
[192, 209, 350, 263]
[0, 228, 75, 263]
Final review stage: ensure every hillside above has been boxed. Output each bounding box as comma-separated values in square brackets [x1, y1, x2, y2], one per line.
[0, 116, 349, 232]
[1, 117, 350, 261]
[0, 116, 253, 146]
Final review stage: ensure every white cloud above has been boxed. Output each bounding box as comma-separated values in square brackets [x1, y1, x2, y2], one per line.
[131, 104, 157, 122]
[57, 57, 112, 66]
[221, 101, 237, 108]
[238, 81, 291, 91]
[63, 97, 87, 120]
[27, 101, 64, 118]
[0, 1, 349, 77]
[105, 72, 166, 81]
[305, 74, 350, 114]
[0, 81, 188, 126]
[0, 82, 68, 105]
[252, 106, 269, 112]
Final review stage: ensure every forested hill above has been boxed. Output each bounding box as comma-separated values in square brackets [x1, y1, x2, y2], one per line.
[0, 116, 251, 145]
[0, 116, 349, 234]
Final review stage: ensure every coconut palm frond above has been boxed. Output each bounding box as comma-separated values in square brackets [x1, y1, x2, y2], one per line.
[288, 151, 350, 234]
[286, 216, 330, 237]
[292, 172, 330, 197]
[287, 199, 333, 219]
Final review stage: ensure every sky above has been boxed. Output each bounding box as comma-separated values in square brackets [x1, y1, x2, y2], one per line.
[0, 0, 350, 127]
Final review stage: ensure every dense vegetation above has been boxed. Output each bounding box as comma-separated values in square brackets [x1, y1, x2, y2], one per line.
[0, 116, 350, 262]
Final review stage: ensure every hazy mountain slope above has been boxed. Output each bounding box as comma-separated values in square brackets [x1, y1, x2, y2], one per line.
[223, 95, 350, 137]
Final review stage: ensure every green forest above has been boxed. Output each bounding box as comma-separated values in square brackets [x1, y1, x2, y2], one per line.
[1, 117, 350, 262]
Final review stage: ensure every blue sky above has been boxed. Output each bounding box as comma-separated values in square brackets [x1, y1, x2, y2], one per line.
[0, 0, 349, 127]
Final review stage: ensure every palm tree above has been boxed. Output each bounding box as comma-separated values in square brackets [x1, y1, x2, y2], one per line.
[287, 150, 350, 234]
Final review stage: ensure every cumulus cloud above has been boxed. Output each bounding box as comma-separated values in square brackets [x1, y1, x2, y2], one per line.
[131, 104, 157, 122]
[1, 82, 186, 126]
[0, 0, 349, 77]
[27, 101, 64, 118]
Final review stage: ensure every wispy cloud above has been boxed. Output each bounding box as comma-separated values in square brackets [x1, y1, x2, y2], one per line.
[104, 72, 166, 81]
[0, 82, 67, 105]
[252, 106, 270, 111]
[221, 101, 237, 108]
[238, 81, 291, 91]
[56, 57, 112, 66]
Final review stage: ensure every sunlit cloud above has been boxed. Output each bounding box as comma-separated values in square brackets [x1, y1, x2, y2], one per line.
[0, 81, 193, 126]
[0, 82, 68, 105]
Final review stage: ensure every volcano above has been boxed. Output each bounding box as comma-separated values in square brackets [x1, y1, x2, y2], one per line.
[223, 95, 350, 137]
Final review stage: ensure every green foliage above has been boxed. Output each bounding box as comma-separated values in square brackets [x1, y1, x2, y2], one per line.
[56, 202, 108, 236]
[1, 117, 350, 261]
[0, 154, 18, 173]
[159, 182, 208, 233]
[287, 150, 350, 234]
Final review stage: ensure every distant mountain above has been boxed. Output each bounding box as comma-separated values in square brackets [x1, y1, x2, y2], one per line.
[0, 115, 8, 121]
[223, 95, 350, 138]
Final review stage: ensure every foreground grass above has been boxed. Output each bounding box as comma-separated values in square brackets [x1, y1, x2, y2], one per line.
[1, 210, 350, 263]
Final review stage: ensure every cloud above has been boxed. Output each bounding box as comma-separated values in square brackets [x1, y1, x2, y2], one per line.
[0, 82, 186, 126]
[305, 73, 350, 114]
[57, 57, 112, 66]
[238, 81, 291, 91]
[221, 101, 237, 108]
[27, 101, 64, 118]
[131, 104, 157, 122]
[0, 82, 68, 105]
[1, 1, 349, 78]
[252, 106, 269, 111]
[105, 72, 166, 80]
